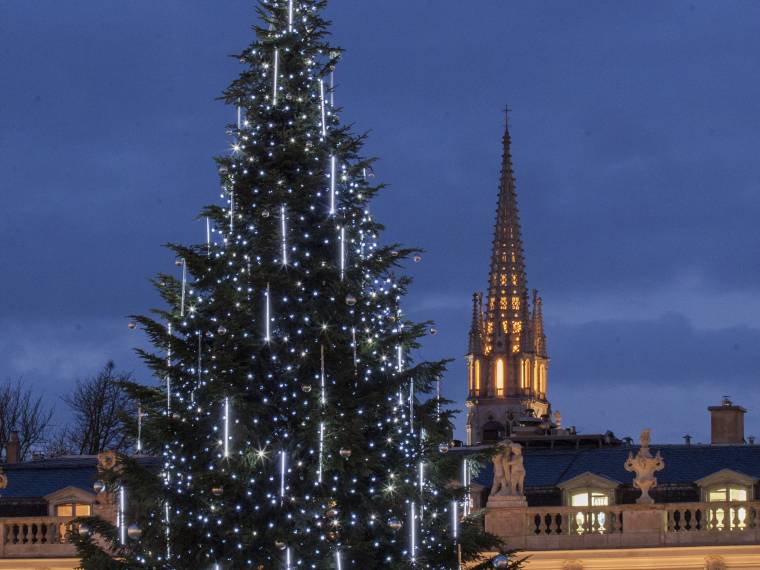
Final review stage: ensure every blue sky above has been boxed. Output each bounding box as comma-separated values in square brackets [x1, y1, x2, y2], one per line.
[2, 1, 760, 443]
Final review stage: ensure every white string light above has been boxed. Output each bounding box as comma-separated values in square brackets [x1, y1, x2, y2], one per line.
[166, 323, 172, 413]
[410, 502, 417, 564]
[136, 405, 143, 453]
[320, 345, 326, 406]
[223, 397, 231, 458]
[165, 501, 171, 559]
[452, 500, 458, 540]
[339, 226, 346, 280]
[229, 191, 235, 233]
[281, 204, 288, 265]
[330, 71, 335, 107]
[319, 79, 327, 137]
[265, 284, 271, 343]
[179, 258, 186, 317]
[280, 450, 287, 499]
[206, 217, 211, 256]
[318, 421, 325, 484]
[118, 486, 126, 545]
[273, 49, 279, 106]
[329, 155, 336, 215]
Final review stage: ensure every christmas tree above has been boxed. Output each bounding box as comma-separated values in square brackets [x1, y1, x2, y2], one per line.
[75, 1, 510, 568]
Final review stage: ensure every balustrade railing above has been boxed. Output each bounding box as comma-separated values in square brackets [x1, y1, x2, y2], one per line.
[666, 501, 760, 532]
[0, 516, 78, 557]
[528, 505, 624, 536]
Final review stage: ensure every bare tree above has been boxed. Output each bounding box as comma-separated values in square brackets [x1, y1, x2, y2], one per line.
[64, 361, 135, 455]
[0, 380, 55, 461]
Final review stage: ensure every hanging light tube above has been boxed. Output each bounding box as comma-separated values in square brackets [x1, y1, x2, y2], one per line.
[280, 450, 287, 499]
[320, 345, 326, 406]
[180, 258, 186, 317]
[339, 226, 346, 280]
[319, 79, 327, 137]
[265, 284, 271, 343]
[223, 397, 231, 458]
[118, 486, 126, 545]
[329, 155, 336, 215]
[281, 204, 288, 265]
[273, 49, 279, 105]
[318, 421, 325, 484]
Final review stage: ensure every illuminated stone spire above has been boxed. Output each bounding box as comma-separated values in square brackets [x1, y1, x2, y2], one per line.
[468, 292, 484, 355]
[485, 112, 529, 356]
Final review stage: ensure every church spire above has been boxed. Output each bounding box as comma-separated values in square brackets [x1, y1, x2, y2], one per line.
[468, 292, 484, 355]
[485, 111, 528, 355]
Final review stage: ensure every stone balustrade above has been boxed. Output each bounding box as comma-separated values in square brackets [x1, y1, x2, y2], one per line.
[487, 500, 760, 551]
[0, 517, 78, 558]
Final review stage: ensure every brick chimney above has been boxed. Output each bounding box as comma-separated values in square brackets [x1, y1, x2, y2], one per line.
[709, 397, 746, 445]
[5, 431, 19, 464]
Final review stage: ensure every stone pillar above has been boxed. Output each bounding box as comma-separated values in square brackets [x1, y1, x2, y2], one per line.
[621, 506, 665, 548]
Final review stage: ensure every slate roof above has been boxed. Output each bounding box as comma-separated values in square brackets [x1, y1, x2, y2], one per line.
[0, 456, 99, 499]
[461, 445, 760, 489]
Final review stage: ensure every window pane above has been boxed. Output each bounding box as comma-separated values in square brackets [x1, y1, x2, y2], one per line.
[591, 493, 609, 506]
[56, 504, 74, 517]
[730, 487, 748, 502]
[708, 488, 728, 502]
[75, 504, 92, 516]
[571, 492, 589, 507]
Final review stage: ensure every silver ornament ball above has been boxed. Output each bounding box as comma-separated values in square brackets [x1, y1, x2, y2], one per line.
[127, 524, 142, 540]
[217, 326, 228, 335]
[339, 448, 352, 458]
[413, 254, 422, 263]
[438, 443, 449, 454]
[78, 524, 91, 537]
[127, 322, 136, 330]
[345, 294, 357, 306]
[93, 480, 106, 494]
[301, 384, 312, 393]
[388, 517, 402, 531]
[492, 554, 510, 568]
[275, 540, 287, 551]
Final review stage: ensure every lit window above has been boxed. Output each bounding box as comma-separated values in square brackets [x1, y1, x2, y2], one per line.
[513, 321, 522, 333]
[571, 491, 609, 507]
[707, 486, 749, 529]
[500, 274, 507, 286]
[474, 360, 481, 395]
[500, 297, 507, 310]
[56, 503, 92, 517]
[511, 275, 518, 285]
[511, 297, 520, 310]
[495, 359, 504, 396]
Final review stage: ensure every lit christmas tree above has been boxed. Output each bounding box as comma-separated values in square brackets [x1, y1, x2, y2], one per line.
[75, 1, 510, 568]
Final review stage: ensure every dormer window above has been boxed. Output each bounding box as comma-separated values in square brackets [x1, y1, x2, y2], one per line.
[570, 489, 611, 507]
[55, 502, 92, 517]
[696, 469, 757, 531]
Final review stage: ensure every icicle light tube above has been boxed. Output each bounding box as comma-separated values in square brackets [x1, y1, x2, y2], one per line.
[288, 0, 294, 32]
[280, 450, 287, 499]
[223, 397, 230, 458]
[410, 502, 417, 563]
[118, 486, 126, 545]
[319, 79, 327, 137]
[265, 284, 271, 342]
[329, 155, 336, 215]
[272, 49, 279, 105]
[318, 422, 325, 484]
[281, 204, 288, 265]
[339, 226, 346, 280]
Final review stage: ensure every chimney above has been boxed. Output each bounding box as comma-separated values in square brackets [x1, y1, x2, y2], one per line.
[6, 431, 19, 464]
[709, 397, 746, 445]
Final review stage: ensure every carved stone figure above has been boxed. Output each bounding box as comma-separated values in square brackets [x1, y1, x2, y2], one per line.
[491, 440, 526, 497]
[553, 410, 562, 429]
[624, 429, 665, 504]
